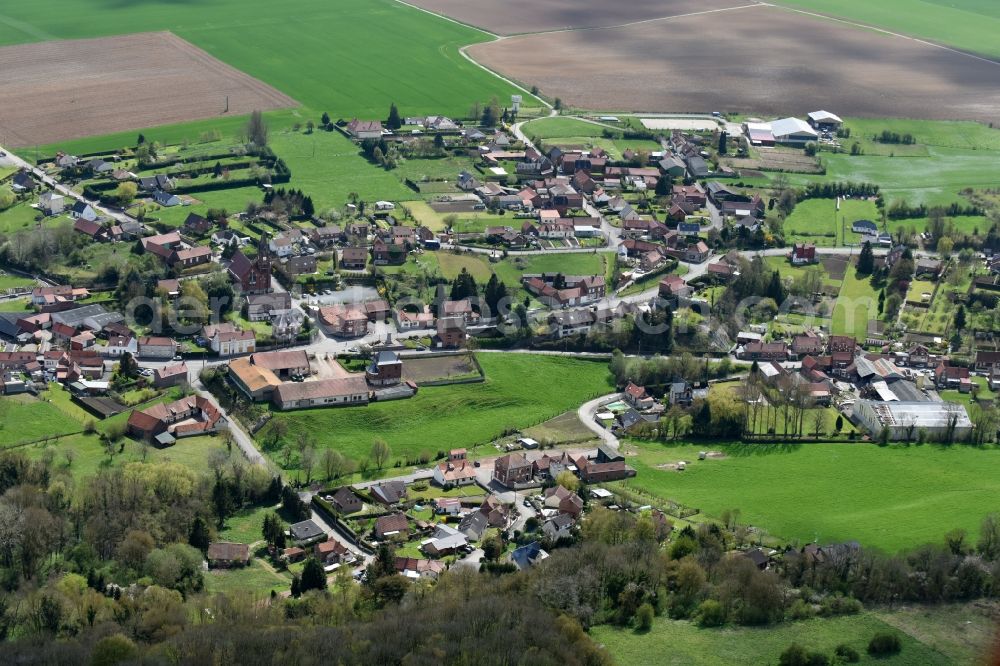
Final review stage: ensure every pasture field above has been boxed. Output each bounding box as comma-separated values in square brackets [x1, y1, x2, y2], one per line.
[492, 252, 608, 285]
[523, 410, 602, 446]
[0, 32, 295, 147]
[268, 354, 613, 467]
[592, 611, 961, 666]
[202, 559, 289, 596]
[775, 0, 1000, 60]
[267, 129, 412, 209]
[0, 273, 34, 290]
[625, 440, 1000, 553]
[526, 117, 610, 139]
[0, 393, 84, 446]
[782, 198, 879, 247]
[0, 201, 45, 235]
[0, 0, 521, 123]
[469, 4, 1000, 123]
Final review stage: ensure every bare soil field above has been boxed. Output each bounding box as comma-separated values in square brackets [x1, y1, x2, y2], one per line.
[468, 5, 1000, 122]
[724, 147, 824, 174]
[404, 0, 749, 35]
[821, 255, 850, 281]
[403, 353, 482, 384]
[0, 32, 296, 147]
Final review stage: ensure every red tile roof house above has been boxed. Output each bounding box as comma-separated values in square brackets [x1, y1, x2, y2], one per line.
[575, 456, 636, 483]
[934, 362, 971, 391]
[543, 485, 583, 518]
[791, 331, 824, 359]
[315, 539, 351, 566]
[433, 448, 478, 487]
[737, 342, 789, 362]
[126, 395, 223, 443]
[658, 274, 691, 299]
[623, 381, 656, 410]
[790, 243, 818, 265]
[318, 304, 368, 338]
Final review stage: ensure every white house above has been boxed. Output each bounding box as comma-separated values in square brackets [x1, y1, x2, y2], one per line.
[104, 334, 137, 357]
[269, 235, 295, 258]
[38, 192, 65, 216]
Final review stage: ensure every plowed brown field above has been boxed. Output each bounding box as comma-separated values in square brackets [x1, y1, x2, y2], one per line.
[468, 5, 1000, 122]
[404, 0, 751, 35]
[0, 32, 296, 147]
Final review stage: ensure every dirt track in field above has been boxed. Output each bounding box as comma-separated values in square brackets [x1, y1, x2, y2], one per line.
[404, 0, 751, 35]
[468, 4, 1000, 123]
[0, 32, 296, 147]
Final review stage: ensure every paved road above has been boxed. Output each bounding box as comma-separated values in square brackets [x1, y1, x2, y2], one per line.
[0, 143, 134, 225]
[577, 393, 622, 447]
[192, 380, 267, 467]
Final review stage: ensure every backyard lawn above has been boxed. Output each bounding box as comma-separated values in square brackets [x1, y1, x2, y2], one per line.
[270, 354, 613, 467]
[625, 440, 1000, 553]
[0, 393, 85, 446]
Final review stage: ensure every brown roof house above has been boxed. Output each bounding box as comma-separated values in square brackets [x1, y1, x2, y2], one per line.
[126, 395, 223, 445]
[207, 542, 250, 568]
[273, 376, 369, 410]
[374, 512, 409, 540]
[493, 452, 533, 488]
[329, 487, 363, 515]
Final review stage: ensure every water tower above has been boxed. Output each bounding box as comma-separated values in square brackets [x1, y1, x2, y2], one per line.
[511, 94, 522, 113]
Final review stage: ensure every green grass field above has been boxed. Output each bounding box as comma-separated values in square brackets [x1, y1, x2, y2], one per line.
[0, 0, 521, 121]
[831, 261, 878, 340]
[626, 441, 1000, 553]
[0, 273, 34, 290]
[783, 198, 878, 246]
[525, 117, 609, 139]
[0, 393, 85, 446]
[270, 354, 613, 466]
[592, 612, 958, 666]
[775, 0, 1000, 60]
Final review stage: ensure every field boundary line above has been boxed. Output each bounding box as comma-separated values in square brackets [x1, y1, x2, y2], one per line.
[767, 2, 1000, 67]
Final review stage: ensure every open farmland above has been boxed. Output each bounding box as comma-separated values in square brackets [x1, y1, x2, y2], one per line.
[468, 4, 1000, 122]
[402, 0, 748, 36]
[0, 0, 520, 124]
[0, 32, 295, 147]
[626, 441, 1000, 553]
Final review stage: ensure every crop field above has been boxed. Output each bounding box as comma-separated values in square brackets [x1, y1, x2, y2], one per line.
[0, 0, 520, 124]
[469, 4, 1000, 122]
[626, 441, 1000, 553]
[403, 0, 745, 35]
[269, 354, 613, 466]
[593, 611, 965, 666]
[0, 32, 295, 147]
[783, 198, 879, 247]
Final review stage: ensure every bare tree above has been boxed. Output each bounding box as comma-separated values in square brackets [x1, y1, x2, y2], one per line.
[245, 110, 269, 147]
[301, 447, 316, 484]
[371, 439, 391, 469]
[321, 449, 345, 481]
[811, 408, 826, 439]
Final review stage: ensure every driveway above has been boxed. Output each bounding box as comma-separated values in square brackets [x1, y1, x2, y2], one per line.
[577, 393, 622, 448]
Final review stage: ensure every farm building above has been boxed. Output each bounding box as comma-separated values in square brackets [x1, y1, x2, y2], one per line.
[807, 110, 843, 131]
[744, 122, 775, 146]
[851, 400, 973, 442]
[769, 118, 818, 145]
